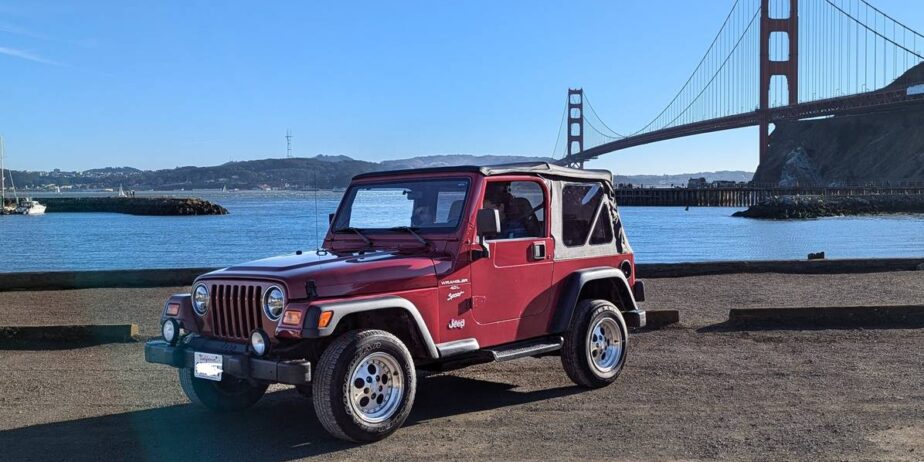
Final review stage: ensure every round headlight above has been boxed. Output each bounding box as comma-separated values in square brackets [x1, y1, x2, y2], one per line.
[250, 330, 269, 357]
[193, 284, 209, 315]
[162, 319, 179, 345]
[263, 286, 285, 321]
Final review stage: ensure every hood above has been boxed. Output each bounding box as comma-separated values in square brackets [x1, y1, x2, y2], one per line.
[199, 250, 438, 299]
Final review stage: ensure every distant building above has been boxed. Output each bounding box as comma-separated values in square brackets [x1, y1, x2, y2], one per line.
[712, 180, 738, 188]
[687, 177, 708, 189]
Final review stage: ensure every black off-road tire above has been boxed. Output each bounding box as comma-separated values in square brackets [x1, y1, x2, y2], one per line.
[312, 330, 416, 443]
[178, 367, 268, 412]
[561, 299, 629, 388]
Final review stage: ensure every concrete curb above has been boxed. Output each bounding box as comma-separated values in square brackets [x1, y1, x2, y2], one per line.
[0, 324, 140, 344]
[637, 257, 924, 278]
[643, 310, 680, 329]
[728, 305, 924, 329]
[0, 268, 217, 292]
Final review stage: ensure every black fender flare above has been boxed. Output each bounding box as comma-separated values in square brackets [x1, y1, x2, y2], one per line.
[301, 295, 439, 359]
[550, 266, 640, 333]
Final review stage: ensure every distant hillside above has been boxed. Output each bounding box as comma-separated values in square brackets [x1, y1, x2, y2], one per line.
[614, 171, 753, 187]
[753, 62, 924, 186]
[9, 153, 758, 191]
[6, 154, 555, 191]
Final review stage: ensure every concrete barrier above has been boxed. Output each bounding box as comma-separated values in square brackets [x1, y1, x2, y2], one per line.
[0, 257, 921, 291]
[636, 257, 924, 278]
[0, 268, 217, 292]
[643, 310, 680, 329]
[0, 324, 139, 344]
[728, 305, 924, 329]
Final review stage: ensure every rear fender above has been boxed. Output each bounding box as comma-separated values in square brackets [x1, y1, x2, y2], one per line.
[550, 267, 640, 333]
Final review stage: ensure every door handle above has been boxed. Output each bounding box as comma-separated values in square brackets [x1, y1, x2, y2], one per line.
[531, 242, 546, 260]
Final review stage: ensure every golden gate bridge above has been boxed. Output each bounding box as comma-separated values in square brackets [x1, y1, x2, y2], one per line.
[554, 0, 924, 169]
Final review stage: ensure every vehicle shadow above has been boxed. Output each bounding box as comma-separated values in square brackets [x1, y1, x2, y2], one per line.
[0, 374, 582, 461]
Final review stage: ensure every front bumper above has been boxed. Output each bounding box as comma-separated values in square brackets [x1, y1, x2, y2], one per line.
[144, 339, 311, 385]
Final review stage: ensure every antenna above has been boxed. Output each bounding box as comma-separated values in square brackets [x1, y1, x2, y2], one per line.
[286, 129, 293, 158]
[313, 170, 325, 254]
[0, 136, 5, 209]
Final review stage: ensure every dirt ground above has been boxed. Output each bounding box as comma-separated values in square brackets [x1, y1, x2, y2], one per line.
[0, 272, 922, 461]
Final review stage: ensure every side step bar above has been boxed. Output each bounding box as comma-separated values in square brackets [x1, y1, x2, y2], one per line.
[486, 336, 563, 362]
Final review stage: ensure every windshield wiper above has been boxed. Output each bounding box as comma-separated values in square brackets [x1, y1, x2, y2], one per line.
[336, 226, 373, 247]
[390, 226, 429, 246]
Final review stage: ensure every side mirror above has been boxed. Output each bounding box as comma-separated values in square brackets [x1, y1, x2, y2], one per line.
[476, 208, 500, 235]
[328, 213, 335, 225]
[474, 208, 500, 259]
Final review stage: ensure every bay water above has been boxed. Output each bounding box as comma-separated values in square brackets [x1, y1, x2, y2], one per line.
[1, 190, 922, 272]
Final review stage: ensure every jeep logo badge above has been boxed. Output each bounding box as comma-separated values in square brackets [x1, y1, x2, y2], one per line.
[448, 318, 465, 329]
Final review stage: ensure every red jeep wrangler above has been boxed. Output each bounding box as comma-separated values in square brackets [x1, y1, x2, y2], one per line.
[146, 163, 646, 442]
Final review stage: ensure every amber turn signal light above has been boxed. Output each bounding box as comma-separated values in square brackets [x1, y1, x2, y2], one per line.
[165, 303, 180, 316]
[282, 310, 303, 326]
[318, 311, 334, 328]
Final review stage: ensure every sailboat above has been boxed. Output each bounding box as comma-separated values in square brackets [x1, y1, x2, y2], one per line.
[1, 136, 46, 215]
[14, 198, 46, 215]
[118, 184, 127, 197]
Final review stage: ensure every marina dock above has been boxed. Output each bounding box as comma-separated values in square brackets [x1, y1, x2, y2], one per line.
[614, 185, 924, 207]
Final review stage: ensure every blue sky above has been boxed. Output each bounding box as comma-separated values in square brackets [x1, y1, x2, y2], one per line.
[1, 1, 922, 175]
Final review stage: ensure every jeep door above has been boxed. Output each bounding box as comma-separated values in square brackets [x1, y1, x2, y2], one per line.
[469, 177, 554, 338]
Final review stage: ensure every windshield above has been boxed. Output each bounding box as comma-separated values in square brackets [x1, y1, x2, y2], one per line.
[333, 178, 470, 232]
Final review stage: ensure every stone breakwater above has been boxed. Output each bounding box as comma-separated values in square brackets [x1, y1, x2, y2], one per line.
[3, 197, 228, 216]
[733, 194, 924, 219]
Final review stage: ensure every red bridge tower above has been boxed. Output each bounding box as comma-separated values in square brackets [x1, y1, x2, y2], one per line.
[759, 0, 799, 164]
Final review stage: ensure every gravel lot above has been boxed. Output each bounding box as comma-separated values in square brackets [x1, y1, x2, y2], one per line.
[1, 272, 922, 461]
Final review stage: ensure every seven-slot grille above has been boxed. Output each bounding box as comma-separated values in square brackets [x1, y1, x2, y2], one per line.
[209, 283, 264, 341]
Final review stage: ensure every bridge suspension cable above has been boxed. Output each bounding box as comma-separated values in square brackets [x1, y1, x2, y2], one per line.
[557, 0, 924, 165]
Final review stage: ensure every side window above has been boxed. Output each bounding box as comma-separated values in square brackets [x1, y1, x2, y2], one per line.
[483, 180, 546, 240]
[589, 204, 614, 245]
[562, 183, 604, 246]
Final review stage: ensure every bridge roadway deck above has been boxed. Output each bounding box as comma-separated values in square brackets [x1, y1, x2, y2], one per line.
[561, 86, 924, 166]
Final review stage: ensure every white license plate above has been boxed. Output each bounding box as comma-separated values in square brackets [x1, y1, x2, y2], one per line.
[194, 352, 223, 382]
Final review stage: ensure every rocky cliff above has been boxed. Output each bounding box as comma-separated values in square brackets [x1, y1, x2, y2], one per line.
[752, 62, 924, 186]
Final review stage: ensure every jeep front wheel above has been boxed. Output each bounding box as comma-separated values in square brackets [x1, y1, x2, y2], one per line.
[312, 330, 416, 442]
[178, 367, 268, 412]
[561, 299, 628, 388]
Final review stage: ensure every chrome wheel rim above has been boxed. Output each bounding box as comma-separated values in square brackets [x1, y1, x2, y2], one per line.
[587, 317, 623, 374]
[348, 352, 404, 424]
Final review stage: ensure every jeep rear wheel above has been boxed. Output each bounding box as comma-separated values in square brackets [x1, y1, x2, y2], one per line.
[312, 330, 416, 443]
[178, 367, 268, 412]
[561, 299, 628, 388]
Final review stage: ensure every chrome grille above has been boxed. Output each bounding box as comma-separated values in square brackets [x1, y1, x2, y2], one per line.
[210, 283, 263, 341]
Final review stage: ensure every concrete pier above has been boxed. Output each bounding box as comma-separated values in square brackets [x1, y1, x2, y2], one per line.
[614, 185, 924, 207]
